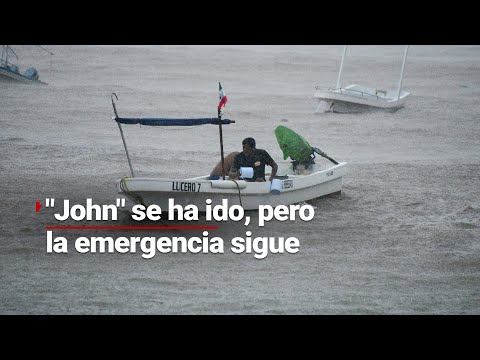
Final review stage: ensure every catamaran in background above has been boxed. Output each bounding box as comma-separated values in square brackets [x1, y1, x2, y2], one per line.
[0, 45, 52, 85]
[314, 45, 410, 113]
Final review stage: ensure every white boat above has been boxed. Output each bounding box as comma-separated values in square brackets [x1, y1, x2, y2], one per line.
[117, 163, 346, 212]
[314, 45, 410, 113]
[111, 90, 347, 212]
[0, 45, 50, 85]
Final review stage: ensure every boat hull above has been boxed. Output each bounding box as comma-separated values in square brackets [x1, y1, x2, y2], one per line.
[315, 84, 409, 113]
[116, 162, 347, 211]
[0, 66, 47, 85]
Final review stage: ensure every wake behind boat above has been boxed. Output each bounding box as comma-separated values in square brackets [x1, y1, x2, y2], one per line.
[112, 85, 346, 211]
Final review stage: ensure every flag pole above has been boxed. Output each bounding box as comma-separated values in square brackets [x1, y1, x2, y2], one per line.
[218, 82, 226, 180]
[218, 104, 226, 180]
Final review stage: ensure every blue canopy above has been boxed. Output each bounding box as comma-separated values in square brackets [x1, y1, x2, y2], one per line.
[115, 117, 235, 126]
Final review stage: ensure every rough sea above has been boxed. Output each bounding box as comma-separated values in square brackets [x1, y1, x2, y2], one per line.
[0, 45, 479, 314]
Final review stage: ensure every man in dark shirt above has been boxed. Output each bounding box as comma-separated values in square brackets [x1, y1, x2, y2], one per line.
[228, 137, 278, 182]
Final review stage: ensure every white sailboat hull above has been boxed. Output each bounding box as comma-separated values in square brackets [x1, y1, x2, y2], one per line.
[116, 162, 347, 211]
[315, 84, 410, 113]
[314, 45, 410, 113]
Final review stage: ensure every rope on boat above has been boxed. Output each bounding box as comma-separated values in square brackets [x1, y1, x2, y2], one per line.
[119, 176, 145, 206]
[229, 179, 243, 207]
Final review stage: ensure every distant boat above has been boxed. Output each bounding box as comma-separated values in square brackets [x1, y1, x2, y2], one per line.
[0, 45, 50, 85]
[314, 45, 410, 113]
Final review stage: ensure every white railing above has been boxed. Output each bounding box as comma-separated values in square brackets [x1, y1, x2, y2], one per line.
[0, 58, 18, 71]
[315, 86, 387, 101]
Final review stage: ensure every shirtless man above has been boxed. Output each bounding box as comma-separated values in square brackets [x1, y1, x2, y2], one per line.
[209, 151, 240, 180]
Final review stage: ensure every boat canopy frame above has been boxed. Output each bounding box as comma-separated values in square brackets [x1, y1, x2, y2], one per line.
[111, 93, 235, 178]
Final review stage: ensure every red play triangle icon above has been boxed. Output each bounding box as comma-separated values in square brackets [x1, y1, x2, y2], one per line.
[36, 202, 42, 212]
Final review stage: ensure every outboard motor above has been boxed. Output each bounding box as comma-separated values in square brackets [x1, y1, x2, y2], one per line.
[24, 67, 39, 80]
[274, 125, 316, 174]
[274, 125, 339, 174]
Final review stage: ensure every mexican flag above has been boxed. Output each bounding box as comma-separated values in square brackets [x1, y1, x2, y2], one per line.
[218, 82, 228, 110]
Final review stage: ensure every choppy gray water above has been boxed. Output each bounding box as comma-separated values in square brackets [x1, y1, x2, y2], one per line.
[0, 45, 479, 314]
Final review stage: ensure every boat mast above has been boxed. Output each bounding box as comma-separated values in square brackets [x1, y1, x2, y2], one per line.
[2, 45, 7, 65]
[4, 45, 18, 65]
[396, 45, 409, 100]
[336, 45, 347, 89]
[37, 45, 54, 55]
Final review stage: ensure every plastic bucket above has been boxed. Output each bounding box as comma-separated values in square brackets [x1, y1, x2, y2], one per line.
[240, 167, 254, 179]
[270, 179, 283, 195]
